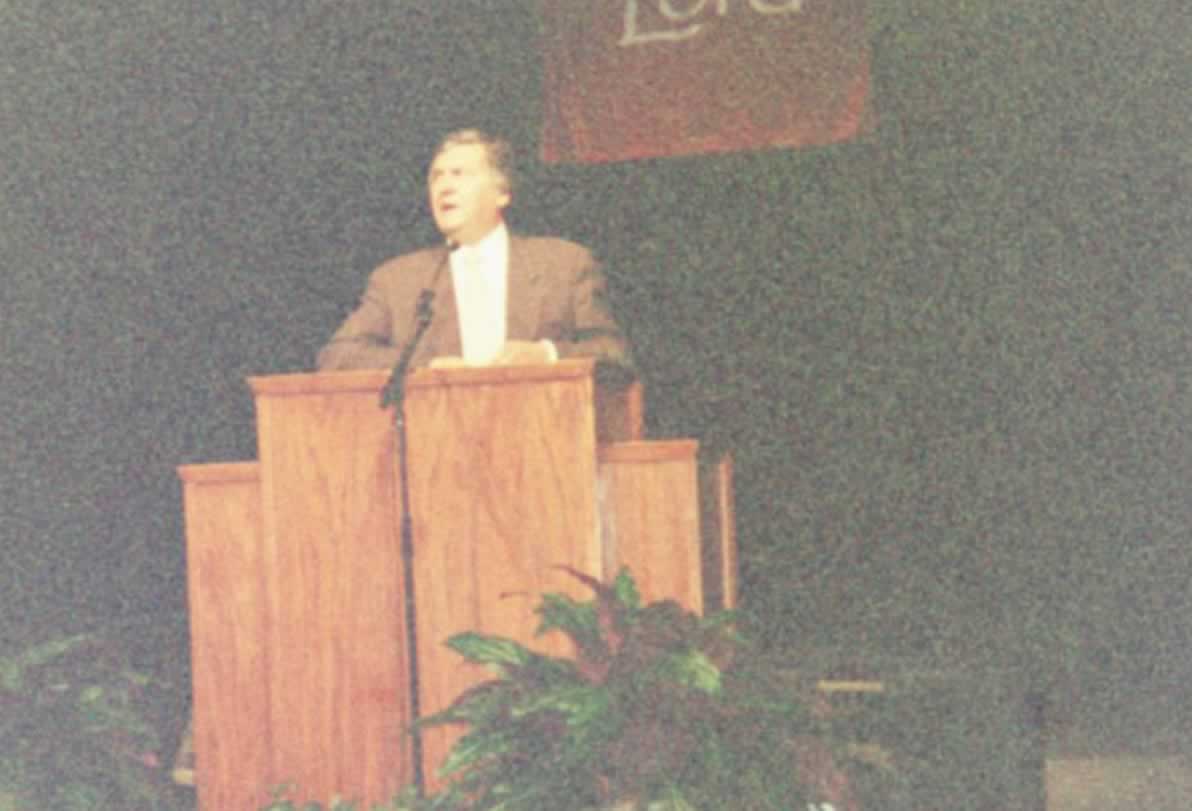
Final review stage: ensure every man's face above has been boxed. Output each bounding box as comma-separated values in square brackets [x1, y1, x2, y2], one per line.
[427, 143, 510, 245]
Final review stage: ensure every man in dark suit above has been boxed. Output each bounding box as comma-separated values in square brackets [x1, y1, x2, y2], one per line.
[175, 134, 634, 790]
[317, 129, 631, 372]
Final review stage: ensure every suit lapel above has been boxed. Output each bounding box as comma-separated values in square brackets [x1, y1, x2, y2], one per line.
[426, 245, 462, 357]
[505, 236, 541, 340]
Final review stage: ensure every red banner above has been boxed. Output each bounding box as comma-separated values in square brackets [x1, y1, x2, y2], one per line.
[540, 0, 872, 163]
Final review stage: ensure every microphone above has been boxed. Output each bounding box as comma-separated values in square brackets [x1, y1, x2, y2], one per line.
[380, 241, 456, 408]
[415, 288, 434, 322]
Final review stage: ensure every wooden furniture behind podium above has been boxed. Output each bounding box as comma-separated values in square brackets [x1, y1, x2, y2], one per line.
[178, 360, 735, 810]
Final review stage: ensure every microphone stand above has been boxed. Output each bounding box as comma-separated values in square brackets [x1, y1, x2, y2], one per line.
[381, 286, 437, 796]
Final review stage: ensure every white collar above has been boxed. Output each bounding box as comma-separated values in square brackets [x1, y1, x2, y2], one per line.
[455, 222, 509, 266]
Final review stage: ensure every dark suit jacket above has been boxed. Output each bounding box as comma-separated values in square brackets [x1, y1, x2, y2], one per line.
[316, 235, 631, 372]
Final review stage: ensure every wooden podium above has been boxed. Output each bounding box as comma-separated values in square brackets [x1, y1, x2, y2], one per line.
[179, 360, 735, 809]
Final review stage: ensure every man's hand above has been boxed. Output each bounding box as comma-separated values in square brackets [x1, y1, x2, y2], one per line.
[493, 340, 556, 366]
[429, 341, 556, 369]
[428, 356, 469, 369]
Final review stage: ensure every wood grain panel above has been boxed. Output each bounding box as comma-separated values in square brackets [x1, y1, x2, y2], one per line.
[243, 363, 654, 794]
[178, 462, 274, 811]
[402, 366, 603, 787]
[249, 376, 414, 808]
[597, 440, 704, 612]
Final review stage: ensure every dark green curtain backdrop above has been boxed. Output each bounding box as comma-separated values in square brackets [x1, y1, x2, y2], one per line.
[4, 2, 1190, 720]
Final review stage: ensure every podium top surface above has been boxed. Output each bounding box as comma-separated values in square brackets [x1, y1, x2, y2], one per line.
[598, 439, 698, 463]
[176, 461, 259, 483]
[247, 358, 599, 396]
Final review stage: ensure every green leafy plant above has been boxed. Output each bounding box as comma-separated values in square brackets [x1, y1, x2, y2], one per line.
[259, 790, 420, 811]
[416, 568, 867, 811]
[0, 630, 187, 811]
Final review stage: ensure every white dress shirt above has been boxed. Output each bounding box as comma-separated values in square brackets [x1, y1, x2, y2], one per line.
[450, 223, 509, 365]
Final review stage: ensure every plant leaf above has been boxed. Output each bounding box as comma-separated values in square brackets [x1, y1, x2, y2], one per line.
[0, 633, 92, 692]
[661, 650, 722, 695]
[510, 683, 608, 731]
[610, 568, 642, 613]
[654, 785, 698, 811]
[482, 782, 552, 811]
[535, 593, 605, 660]
[534, 592, 598, 640]
[436, 727, 518, 779]
[416, 679, 513, 728]
[445, 632, 535, 671]
[551, 565, 606, 596]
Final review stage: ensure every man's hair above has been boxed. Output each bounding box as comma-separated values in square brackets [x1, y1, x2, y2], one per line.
[432, 129, 516, 195]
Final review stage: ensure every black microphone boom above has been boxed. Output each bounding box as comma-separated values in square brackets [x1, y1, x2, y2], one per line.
[377, 243, 452, 795]
[380, 288, 435, 409]
[380, 244, 453, 408]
